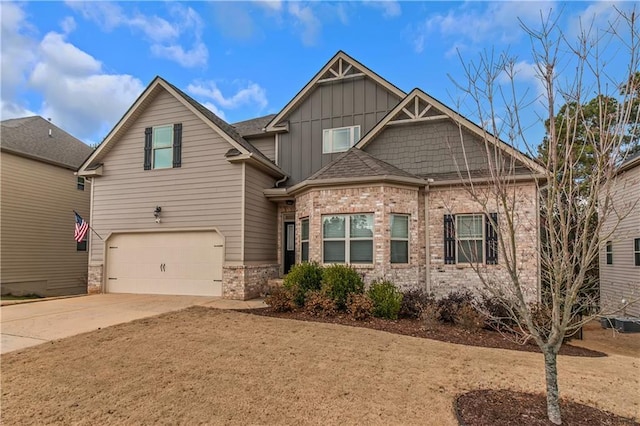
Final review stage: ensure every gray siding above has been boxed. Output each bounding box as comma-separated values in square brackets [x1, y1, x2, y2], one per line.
[247, 135, 276, 162]
[278, 78, 401, 184]
[244, 165, 278, 263]
[600, 164, 640, 317]
[89, 89, 243, 265]
[1, 153, 90, 296]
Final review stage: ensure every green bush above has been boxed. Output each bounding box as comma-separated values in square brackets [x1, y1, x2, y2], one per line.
[303, 290, 337, 317]
[321, 264, 364, 309]
[283, 261, 324, 306]
[346, 293, 374, 321]
[367, 280, 403, 320]
[264, 287, 296, 312]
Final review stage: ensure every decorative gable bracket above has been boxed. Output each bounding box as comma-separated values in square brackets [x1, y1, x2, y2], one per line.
[317, 58, 365, 84]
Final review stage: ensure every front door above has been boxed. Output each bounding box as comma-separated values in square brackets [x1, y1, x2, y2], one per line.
[284, 222, 295, 274]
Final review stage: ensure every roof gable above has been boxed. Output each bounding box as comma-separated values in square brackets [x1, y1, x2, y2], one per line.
[356, 88, 545, 175]
[1, 116, 93, 170]
[78, 77, 284, 177]
[265, 51, 405, 132]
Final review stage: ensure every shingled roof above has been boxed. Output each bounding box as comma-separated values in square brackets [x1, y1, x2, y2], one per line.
[308, 148, 422, 181]
[1, 116, 93, 170]
[232, 114, 276, 137]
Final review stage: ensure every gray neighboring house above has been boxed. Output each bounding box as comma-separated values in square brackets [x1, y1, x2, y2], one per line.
[600, 152, 640, 317]
[1, 116, 93, 296]
[79, 51, 545, 300]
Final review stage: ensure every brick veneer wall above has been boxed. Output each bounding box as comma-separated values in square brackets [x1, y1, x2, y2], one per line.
[295, 184, 427, 289]
[223, 264, 280, 300]
[427, 183, 540, 302]
[88, 264, 103, 294]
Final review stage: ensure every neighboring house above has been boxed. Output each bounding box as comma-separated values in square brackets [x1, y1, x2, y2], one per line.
[600, 152, 640, 317]
[1, 116, 93, 296]
[78, 51, 544, 300]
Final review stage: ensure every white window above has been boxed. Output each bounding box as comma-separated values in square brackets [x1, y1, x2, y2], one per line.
[391, 215, 409, 264]
[322, 214, 373, 264]
[456, 214, 484, 263]
[322, 125, 361, 153]
[301, 218, 309, 262]
[153, 125, 173, 169]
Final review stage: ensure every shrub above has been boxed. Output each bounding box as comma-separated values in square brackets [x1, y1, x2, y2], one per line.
[346, 293, 374, 321]
[303, 290, 337, 317]
[399, 288, 433, 319]
[264, 287, 296, 312]
[456, 303, 486, 331]
[435, 291, 475, 324]
[367, 280, 403, 320]
[321, 264, 364, 309]
[480, 296, 517, 332]
[283, 261, 324, 306]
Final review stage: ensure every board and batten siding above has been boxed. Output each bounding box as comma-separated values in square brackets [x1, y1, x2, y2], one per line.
[1, 153, 90, 296]
[243, 164, 278, 263]
[600, 163, 640, 317]
[89, 89, 243, 265]
[247, 135, 276, 163]
[278, 77, 401, 184]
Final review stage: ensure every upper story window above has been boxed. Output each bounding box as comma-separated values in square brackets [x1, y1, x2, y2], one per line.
[77, 177, 85, 191]
[144, 123, 182, 170]
[634, 238, 639, 266]
[322, 125, 361, 154]
[606, 241, 613, 265]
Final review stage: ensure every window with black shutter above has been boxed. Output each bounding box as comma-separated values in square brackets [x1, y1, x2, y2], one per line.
[443, 213, 499, 265]
[444, 214, 456, 264]
[486, 213, 498, 264]
[144, 124, 182, 170]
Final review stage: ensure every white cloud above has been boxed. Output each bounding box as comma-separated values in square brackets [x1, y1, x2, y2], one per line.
[363, 1, 401, 19]
[257, 1, 283, 13]
[60, 16, 76, 34]
[66, 1, 207, 67]
[411, 2, 556, 53]
[288, 3, 321, 46]
[187, 81, 268, 111]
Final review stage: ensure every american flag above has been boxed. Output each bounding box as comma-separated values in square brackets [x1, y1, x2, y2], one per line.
[74, 212, 89, 242]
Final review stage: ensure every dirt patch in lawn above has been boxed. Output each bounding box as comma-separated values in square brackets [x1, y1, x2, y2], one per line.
[2, 307, 638, 425]
[241, 308, 606, 357]
[456, 389, 639, 425]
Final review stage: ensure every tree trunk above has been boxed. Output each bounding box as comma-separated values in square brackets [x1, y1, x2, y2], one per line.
[544, 349, 562, 424]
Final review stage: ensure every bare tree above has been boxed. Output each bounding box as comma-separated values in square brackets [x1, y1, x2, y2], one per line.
[447, 7, 639, 425]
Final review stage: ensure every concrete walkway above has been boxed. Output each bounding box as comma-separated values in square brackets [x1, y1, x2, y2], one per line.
[0, 293, 266, 354]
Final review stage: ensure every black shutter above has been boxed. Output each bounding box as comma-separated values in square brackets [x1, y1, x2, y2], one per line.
[144, 127, 152, 170]
[444, 214, 456, 264]
[173, 123, 182, 168]
[486, 213, 498, 264]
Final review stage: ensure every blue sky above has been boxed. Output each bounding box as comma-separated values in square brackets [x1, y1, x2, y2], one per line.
[1, 1, 635, 149]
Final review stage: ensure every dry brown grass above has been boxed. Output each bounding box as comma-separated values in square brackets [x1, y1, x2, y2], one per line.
[1, 307, 638, 425]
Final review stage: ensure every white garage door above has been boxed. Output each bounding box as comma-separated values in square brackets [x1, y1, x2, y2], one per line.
[106, 231, 224, 296]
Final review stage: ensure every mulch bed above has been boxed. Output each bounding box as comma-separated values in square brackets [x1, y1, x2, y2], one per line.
[239, 308, 606, 357]
[455, 389, 639, 425]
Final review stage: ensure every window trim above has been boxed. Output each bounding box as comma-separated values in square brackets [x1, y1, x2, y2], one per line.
[634, 238, 639, 267]
[301, 218, 309, 262]
[152, 124, 174, 169]
[322, 125, 361, 154]
[606, 241, 613, 265]
[322, 213, 374, 264]
[390, 214, 409, 264]
[455, 213, 485, 264]
[77, 177, 85, 191]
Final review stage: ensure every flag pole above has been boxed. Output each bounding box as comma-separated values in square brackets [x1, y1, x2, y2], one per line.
[73, 210, 104, 240]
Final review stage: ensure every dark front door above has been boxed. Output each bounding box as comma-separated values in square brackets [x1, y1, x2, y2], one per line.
[284, 222, 295, 274]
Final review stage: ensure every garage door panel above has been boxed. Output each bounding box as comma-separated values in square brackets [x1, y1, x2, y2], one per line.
[106, 231, 223, 297]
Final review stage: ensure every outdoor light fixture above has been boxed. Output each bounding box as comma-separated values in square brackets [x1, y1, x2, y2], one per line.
[154, 206, 162, 223]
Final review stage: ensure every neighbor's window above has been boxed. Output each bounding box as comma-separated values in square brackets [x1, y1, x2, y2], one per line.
[322, 214, 373, 264]
[390, 214, 409, 264]
[322, 125, 361, 153]
[456, 214, 484, 263]
[77, 235, 87, 252]
[77, 177, 85, 191]
[634, 238, 640, 266]
[301, 218, 309, 262]
[606, 241, 613, 265]
[153, 125, 173, 169]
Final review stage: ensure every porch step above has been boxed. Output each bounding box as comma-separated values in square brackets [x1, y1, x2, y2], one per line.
[267, 278, 284, 290]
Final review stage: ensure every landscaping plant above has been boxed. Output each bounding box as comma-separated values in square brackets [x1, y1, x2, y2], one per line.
[303, 290, 337, 317]
[321, 264, 364, 309]
[399, 289, 432, 319]
[367, 280, 403, 320]
[346, 293, 374, 321]
[264, 287, 297, 312]
[283, 261, 323, 306]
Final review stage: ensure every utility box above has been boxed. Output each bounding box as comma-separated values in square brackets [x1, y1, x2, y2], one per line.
[614, 318, 640, 333]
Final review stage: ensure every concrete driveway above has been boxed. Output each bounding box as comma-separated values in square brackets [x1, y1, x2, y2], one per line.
[1, 294, 265, 354]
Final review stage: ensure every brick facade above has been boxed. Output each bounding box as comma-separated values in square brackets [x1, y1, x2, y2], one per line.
[88, 264, 103, 294]
[223, 264, 280, 300]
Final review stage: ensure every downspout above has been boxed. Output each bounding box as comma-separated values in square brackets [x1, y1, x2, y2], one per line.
[424, 180, 433, 294]
[275, 175, 289, 188]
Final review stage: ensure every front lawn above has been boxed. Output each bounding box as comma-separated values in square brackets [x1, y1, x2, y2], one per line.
[1, 307, 637, 425]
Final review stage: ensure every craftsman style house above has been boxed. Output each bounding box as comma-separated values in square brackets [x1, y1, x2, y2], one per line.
[1, 116, 93, 296]
[78, 51, 544, 300]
